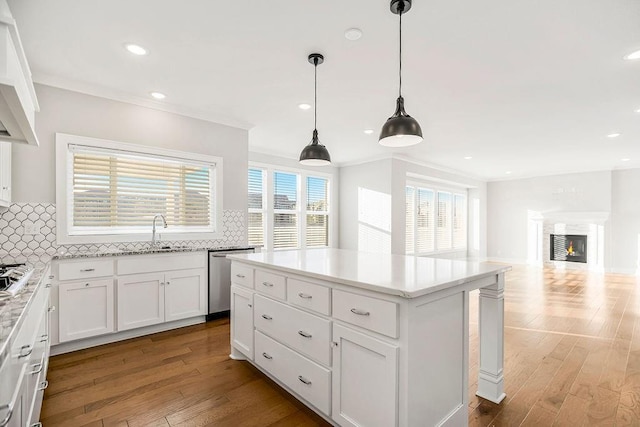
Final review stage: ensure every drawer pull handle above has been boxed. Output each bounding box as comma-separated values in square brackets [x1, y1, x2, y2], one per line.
[262, 282, 274, 287]
[298, 293, 313, 299]
[0, 404, 13, 427]
[18, 345, 32, 358]
[31, 423, 43, 427]
[48, 275, 54, 280]
[261, 314, 272, 320]
[350, 308, 370, 316]
[236, 274, 246, 278]
[30, 363, 43, 375]
[298, 330, 312, 339]
[298, 375, 312, 386]
[262, 352, 272, 360]
[45, 283, 51, 288]
[40, 334, 49, 343]
[48, 305, 56, 313]
[38, 381, 49, 391]
[80, 268, 95, 272]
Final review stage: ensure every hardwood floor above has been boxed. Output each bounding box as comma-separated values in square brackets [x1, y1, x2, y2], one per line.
[42, 265, 640, 426]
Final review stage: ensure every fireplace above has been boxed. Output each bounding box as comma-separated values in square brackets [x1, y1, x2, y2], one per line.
[550, 234, 587, 263]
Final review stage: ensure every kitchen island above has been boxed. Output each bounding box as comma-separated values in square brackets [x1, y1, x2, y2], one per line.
[228, 248, 510, 427]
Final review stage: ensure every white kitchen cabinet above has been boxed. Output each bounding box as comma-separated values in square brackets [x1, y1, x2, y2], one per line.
[331, 324, 398, 427]
[0, 141, 11, 206]
[231, 284, 254, 360]
[58, 278, 114, 342]
[118, 269, 206, 331]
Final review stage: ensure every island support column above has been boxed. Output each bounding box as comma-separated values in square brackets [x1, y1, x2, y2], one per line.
[476, 273, 506, 404]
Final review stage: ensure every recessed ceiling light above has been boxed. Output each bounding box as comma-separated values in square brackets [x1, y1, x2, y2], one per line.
[625, 50, 640, 60]
[150, 92, 166, 100]
[298, 103, 311, 110]
[344, 28, 363, 41]
[364, 129, 374, 135]
[125, 43, 147, 55]
[622, 158, 630, 162]
[607, 133, 621, 138]
[464, 156, 472, 160]
[505, 171, 512, 175]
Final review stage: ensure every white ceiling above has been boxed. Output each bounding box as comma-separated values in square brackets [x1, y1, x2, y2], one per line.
[8, 0, 640, 181]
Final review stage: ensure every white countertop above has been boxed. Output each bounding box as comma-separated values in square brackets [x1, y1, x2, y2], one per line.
[228, 248, 511, 298]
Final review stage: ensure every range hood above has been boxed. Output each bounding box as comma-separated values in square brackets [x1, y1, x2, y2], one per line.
[0, 1, 39, 146]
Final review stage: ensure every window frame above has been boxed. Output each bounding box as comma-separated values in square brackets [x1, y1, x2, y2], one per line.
[406, 179, 467, 256]
[55, 133, 223, 245]
[248, 162, 332, 250]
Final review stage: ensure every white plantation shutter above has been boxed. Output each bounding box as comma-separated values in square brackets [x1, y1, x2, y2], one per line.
[248, 168, 266, 246]
[69, 145, 214, 234]
[437, 191, 452, 250]
[453, 194, 467, 249]
[405, 186, 415, 254]
[417, 188, 435, 253]
[273, 171, 299, 248]
[306, 176, 329, 247]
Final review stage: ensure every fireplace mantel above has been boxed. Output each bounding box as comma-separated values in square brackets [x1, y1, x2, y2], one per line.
[541, 211, 609, 225]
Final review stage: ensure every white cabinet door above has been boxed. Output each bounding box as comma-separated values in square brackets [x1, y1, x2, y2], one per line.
[231, 285, 254, 360]
[117, 272, 164, 331]
[58, 278, 114, 342]
[332, 324, 398, 427]
[164, 268, 206, 322]
[0, 142, 11, 205]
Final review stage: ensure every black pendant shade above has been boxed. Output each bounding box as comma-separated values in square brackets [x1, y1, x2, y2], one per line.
[379, 96, 423, 147]
[379, 0, 423, 147]
[299, 53, 331, 166]
[300, 129, 331, 166]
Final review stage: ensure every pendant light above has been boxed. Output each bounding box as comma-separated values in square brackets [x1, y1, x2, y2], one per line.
[379, 0, 423, 147]
[299, 53, 331, 166]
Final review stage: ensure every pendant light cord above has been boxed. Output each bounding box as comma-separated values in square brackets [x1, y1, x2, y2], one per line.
[314, 59, 318, 130]
[399, 5, 403, 98]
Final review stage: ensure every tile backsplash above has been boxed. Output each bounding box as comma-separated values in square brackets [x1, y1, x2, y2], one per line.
[0, 203, 247, 267]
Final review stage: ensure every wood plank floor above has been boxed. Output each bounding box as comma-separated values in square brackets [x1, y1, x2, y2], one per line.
[41, 265, 640, 426]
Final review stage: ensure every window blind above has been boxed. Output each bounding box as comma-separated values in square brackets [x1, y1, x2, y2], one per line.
[274, 171, 298, 248]
[453, 194, 467, 249]
[248, 168, 265, 246]
[416, 188, 435, 253]
[70, 145, 214, 233]
[405, 186, 415, 254]
[437, 191, 452, 250]
[306, 176, 328, 247]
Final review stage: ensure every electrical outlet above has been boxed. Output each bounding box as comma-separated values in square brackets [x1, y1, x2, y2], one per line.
[23, 221, 42, 235]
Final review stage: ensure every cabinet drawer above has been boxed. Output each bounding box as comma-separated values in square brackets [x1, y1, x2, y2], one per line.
[255, 331, 331, 416]
[287, 278, 330, 316]
[58, 259, 114, 281]
[231, 263, 254, 288]
[254, 295, 331, 366]
[118, 252, 205, 275]
[332, 289, 398, 338]
[255, 270, 286, 300]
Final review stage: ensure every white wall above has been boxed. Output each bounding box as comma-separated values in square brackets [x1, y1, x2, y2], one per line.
[611, 168, 640, 273]
[339, 159, 393, 253]
[13, 84, 249, 211]
[487, 170, 612, 264]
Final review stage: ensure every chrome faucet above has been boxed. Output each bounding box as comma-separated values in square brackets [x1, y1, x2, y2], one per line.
[151, 214, 167, 247]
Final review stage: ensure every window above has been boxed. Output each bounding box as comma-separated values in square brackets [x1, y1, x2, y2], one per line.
[406, 183, 467, 255]
[56, 134, 222, 244]
[248, 164, 331, 250]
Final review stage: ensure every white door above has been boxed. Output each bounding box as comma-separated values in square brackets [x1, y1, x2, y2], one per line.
[58, 279, 114, 342]
[231, 285, 254, 360]
[332, 324, 398, 427]
[117, 273, 164, 331]
[164, 268, 206, 322]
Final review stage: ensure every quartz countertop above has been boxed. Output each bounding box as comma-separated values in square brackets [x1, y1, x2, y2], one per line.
[0, 265, 47, 367]
[228, 248, 511, 298]
[52, 245, 257, 260]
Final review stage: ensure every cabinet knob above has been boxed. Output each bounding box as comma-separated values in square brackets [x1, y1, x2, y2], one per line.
[48, 306, 56, 312]
[331, 341, 339, 347]
[45, 283, 51, 288]
[248, 304, 252, 308]
[38, 381, 49, 391]
[166, 281, 170, 285]
[84, 283, 90, 287]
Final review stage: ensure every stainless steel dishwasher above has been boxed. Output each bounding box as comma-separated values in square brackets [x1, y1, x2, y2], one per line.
[208, 248, 255, 319]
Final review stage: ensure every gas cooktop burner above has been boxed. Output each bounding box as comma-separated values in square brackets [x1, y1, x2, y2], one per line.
[0, 263, 33, 293]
